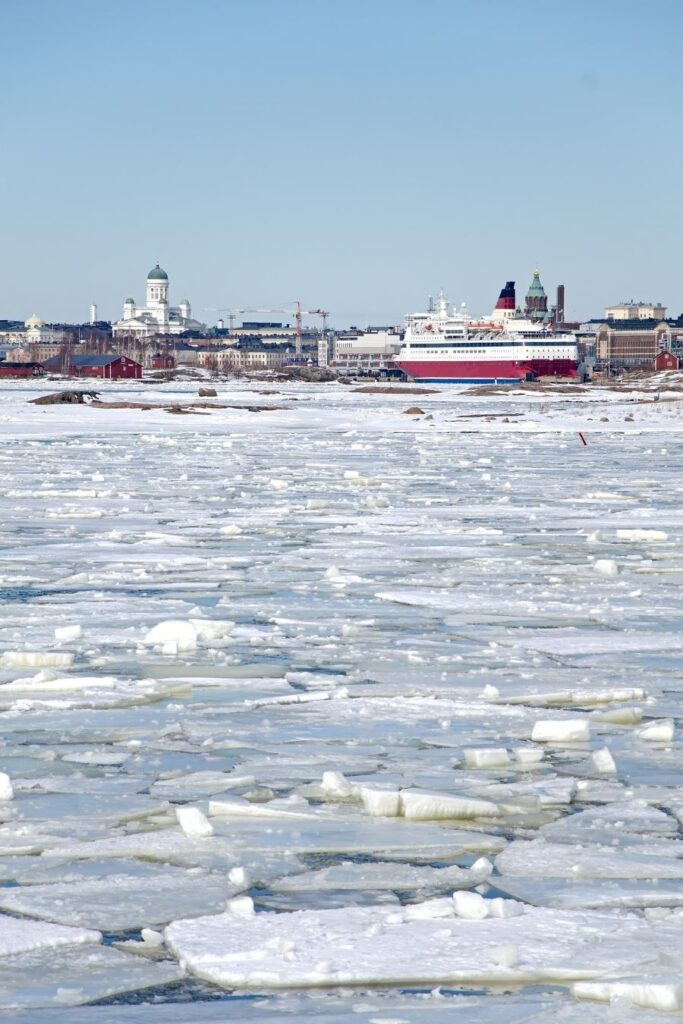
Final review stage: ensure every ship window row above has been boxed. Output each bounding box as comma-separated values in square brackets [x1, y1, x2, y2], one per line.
[408, 341, 575, 350]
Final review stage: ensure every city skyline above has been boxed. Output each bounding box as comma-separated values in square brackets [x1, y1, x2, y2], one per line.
[1, 0, 682, 324]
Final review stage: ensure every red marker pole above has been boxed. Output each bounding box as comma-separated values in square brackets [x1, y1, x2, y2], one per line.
[578, 432, 587, 446]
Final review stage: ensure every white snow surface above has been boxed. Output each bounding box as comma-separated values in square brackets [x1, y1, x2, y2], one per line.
[2, 378, 683, 1012]
[164, 901, 683, 989]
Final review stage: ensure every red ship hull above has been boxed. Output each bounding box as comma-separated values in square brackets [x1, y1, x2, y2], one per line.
[396, 358, 578, 384]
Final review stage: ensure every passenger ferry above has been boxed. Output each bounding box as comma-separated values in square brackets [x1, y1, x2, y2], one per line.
[396, 289, 578, 384]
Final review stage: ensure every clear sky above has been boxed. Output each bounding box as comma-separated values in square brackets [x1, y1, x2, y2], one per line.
[1, 0, 681, 327]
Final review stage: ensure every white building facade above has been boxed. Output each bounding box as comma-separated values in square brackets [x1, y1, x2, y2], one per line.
[605, 301, 667, 321]
[113, 265, 205, 338]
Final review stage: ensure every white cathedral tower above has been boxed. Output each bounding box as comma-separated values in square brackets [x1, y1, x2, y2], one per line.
[113, 263, 204, 338]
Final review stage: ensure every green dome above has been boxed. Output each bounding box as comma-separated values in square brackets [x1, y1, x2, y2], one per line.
[526, 270, 546, 297]
[147, 263, 168, 281]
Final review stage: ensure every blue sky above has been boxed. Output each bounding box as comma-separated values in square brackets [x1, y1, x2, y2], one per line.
[1, 0, 681, 326]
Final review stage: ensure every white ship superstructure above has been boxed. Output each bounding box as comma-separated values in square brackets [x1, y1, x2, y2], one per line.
[396, 288, 578, 383]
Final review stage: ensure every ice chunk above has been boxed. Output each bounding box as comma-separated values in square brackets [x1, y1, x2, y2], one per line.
[62, 750, 130, 766]
[0, 868, 244, 931]
[495, 876, 683, 911]
[320, 771, 356, 799]
[399, 790, 498, 820]
[151, 771, 255, 800]
[0, 775, 13, 802]
[219, 524, 242, 536]
[487, 898, 524, 919]
[592, 705, 642, 725]
[228, 866, 249, 888]
[1, 651, 73, 669]
[638, 719, 674, 742]
[513, 748, 544, 765]
[531, 719, 590, 743]
[272, 860, 491, 894]
[593, 559, 618, 576]
[496, 838, 683, 879]
[226, 895, 255, 918]
[403, 897, 454, 920]
[359, 786, 401, 817]
[452, 891, 489, 919]
[189, 618, 235, 641]
[208, 796, 316, 820]
[540, 801, 677, 840]
[616, 528, 668, 542]
[0, 913, 100, 957]
[176, 806, 214, 838]
[54, 625, 82, 642]
[591, 747, 616, 773]
[572, 976, 683, 1012]
[164, 901, 683, 990]
[143, 620, 198, 650]
[463, 748, 510, 769]
[0, 944, 184, 1009]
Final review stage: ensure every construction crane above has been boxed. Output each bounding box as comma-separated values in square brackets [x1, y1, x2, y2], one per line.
[205, 303, 330, 357]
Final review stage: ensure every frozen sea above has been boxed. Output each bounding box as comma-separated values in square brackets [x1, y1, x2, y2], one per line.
[1, 377, 683, 1021]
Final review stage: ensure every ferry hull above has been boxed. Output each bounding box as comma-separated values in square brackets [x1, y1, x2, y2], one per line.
[396, 358, 578, 384]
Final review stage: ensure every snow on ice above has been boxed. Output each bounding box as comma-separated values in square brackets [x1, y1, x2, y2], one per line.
[1, 378, 683, 1015]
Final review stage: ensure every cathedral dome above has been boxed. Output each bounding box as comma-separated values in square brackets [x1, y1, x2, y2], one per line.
[25, 314, 44, 328]
[526, 270, 546, 298]
[147, 264, 168, 281]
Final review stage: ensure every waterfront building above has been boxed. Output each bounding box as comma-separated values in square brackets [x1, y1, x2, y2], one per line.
[605, 301, 667, 321]
[24, 314, 64, 346]
[327, 330, 402, 374]
[197, 343, 291, 373]
[112, 265, 205, 339]
[595, 320, 683, 371]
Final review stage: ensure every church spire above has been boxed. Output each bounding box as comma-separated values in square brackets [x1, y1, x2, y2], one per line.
[525, 269, 549, 321]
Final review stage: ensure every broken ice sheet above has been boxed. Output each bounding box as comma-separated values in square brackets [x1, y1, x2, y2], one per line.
[0, 992, 605, 1023]
[270, 858, 491, 894]
[0, 944, 184, 1009]
[2, 385, 683, 1015]
[164, 900, 683, 990]
[494, 876, 683, 911]
[0, 866, 248, 931]
[496, 838, 683, 879]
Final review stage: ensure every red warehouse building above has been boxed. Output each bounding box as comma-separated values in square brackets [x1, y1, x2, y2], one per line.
[0, 362, 44, 378]
[654, 350, 679, 372]
[72, 354, 142, 379]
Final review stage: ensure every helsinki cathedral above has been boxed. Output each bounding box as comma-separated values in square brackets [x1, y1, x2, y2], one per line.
[112, 264, 204, 338]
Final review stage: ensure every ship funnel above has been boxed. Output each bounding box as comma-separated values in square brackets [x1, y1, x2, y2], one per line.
[495, 281, 516, 311]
